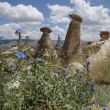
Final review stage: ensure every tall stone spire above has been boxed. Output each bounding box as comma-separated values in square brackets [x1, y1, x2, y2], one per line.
[63, 14, 83, 64]
[55, 35, 61, 50]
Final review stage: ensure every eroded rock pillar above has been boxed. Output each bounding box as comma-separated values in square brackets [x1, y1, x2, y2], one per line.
[63, 14, 83, 64]
[36, 27, 52, 57]
[100, 31, 110, 41]
[55, 35, 61, 50]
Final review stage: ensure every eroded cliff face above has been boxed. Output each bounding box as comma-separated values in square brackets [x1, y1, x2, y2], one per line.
[88, 39, 110, 65]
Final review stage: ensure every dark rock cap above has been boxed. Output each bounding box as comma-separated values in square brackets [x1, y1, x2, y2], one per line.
[40, 27, 52, 33]
[100, 31, 109, 38]
[69, 14, 83, 22]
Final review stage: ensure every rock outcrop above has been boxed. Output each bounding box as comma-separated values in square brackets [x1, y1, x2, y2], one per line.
[100, 31, 110, 41]
[63, 14, 83, 64]
[35, 27, 52, 57]
[88, 39, 110, 65]
[55, 35, 61, 50]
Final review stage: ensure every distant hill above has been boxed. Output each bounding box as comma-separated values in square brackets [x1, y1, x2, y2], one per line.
[0, 39, 89, 52]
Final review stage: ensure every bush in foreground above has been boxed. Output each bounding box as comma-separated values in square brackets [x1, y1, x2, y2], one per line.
[0, 52, 95, 110]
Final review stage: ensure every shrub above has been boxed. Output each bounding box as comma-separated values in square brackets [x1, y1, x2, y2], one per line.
[0, 55, 95, 110]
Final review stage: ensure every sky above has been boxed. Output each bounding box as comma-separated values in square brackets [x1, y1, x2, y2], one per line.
[0, 0, 110, 41]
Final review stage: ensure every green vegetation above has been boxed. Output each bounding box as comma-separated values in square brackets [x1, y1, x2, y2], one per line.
[0, 50, 95, 110]
[0, 47, 110, 110]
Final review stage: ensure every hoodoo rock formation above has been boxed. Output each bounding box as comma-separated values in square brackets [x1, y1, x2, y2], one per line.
[63, 14, 83, 64]
[100, 31, 110, 41]
[55, 35, 61, 50]
[35, 27, 52, 57]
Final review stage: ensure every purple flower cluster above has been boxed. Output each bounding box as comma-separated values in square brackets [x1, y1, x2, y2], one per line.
[92, 98, 99, 105]
[15, 28, 22, 34]
[36, 57, 43, 62]
[102, 106, 108, 110]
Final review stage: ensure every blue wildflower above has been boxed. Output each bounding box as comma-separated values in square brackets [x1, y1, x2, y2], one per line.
[65, 75, 71, 82]
[92, 98, 99, 105]
[16, 52, 26, 58]
[15, 28, 22, 34]
[102, 106, 108, 110]
[28, 59, 33, 63]
[36, 57, 43, 62]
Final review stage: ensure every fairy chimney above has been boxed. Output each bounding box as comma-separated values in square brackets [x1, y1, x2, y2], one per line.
[63, 14, 83, 64]
[100, 31, 109, 41]
[55, 35, 61, 50]
[36, 27, 52, 57]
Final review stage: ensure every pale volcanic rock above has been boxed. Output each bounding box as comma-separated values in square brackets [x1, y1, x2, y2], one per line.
[88, 39, 110, 64]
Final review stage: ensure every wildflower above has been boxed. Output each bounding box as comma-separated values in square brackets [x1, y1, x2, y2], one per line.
[2, 72, 8, 79]
[36, 57, 43, 62]
[27, 66, 32, 70]
[10, 65, 17, 72]
[53, 70, 60, 78]
[85, 81, 96, 92]
[16, 52, 26, 58]
[90, 86, 96, 92]
[28, 59, 33, 63]
[102, 106, 108, 110]
[92, 98, 99, 105]
[65, 75, 71, 82]
[76, 68, 80, 73]
[7, 80, 20, 89]
[63, 66, 68, 75]
[15, 28, 22, 34]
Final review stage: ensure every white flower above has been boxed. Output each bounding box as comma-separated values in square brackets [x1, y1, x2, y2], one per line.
[7, 80, 20, 89]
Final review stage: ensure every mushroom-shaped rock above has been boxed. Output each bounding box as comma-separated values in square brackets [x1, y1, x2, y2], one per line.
[35, 27, 52, 57]
[100, 31, 109, 41]
[63, 14, 83, 64]
[69, 14, 83, 22]
[40, 27, 52, 33]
